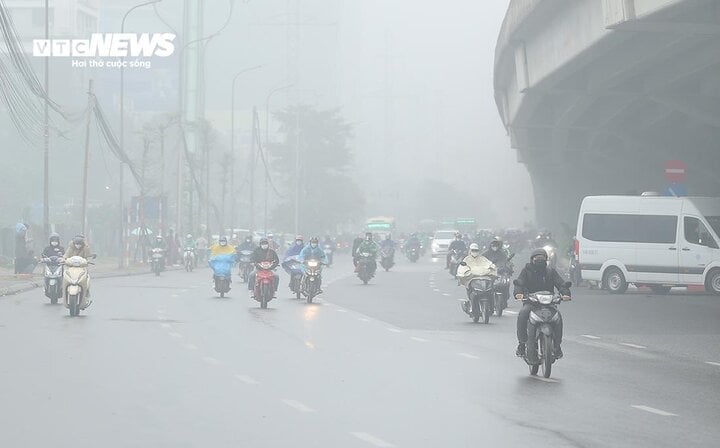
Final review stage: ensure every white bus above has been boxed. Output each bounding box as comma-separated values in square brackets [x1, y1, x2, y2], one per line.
[575, 195, 720, 295]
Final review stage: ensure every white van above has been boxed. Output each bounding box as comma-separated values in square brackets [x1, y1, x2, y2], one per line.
[575, 196, 720, 295]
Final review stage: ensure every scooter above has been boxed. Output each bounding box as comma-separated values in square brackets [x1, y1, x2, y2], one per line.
[183, 247, 195, 272]
[494, 254, 515, 316]
[237, 250, 254, 283]
[40, 255, 64, 305]
[515, 280, 572, 379]
[63, 255, 94, 317]
[150, 248, 165, 276]
[406, 246, 420, 263]
[448, 249, 465, 277]
[357, 252, 376, 285]
[460, 275, 496, 324]
[209, 254, 234, 298]
[284, 257, 305, 299]
[380, 247, 395, 271]
[302, 259, 323, 304]
[253, 261, 277, 309]
[323, 244, 334, 266]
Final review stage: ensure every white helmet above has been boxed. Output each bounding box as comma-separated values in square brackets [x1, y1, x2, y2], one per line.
[469, 243, 480, 256]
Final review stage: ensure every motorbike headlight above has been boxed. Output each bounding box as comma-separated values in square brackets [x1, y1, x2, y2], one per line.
[308, 260, 319, 267]
[470, 278, 492, 291]
[535, 293, 554, 305]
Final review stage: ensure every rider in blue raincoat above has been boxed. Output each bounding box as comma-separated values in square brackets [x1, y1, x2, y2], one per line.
[282, 235, 306, 285]
[208, 236, 237, 281]
[298, 237, 328, 292]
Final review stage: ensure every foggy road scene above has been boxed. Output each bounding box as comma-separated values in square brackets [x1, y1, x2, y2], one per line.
[1, 1, 719, 447]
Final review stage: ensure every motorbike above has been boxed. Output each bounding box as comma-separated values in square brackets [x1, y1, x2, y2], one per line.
[63, 255, 93, 317]
[284, 257, 305, 300]
[460, 273, 496, 324]
[380, 247, 395, 271]
[406, 245, 420, 263]
[515, 280, 572, 378]
[541, 244, 558, 269]
[41, 255, 64, 304]
[448, 249, 465, 277]
[209, 254, 234, 298]
[183, 247, 195, 272]
[494, 254, 515, 316]
[302, 259, 323, 303]
[323, 244, 334, 266]
[253, 261, 277, 309]
[357, 252, 376, 285]
[150, 248, 165, 276]
[237, 250, 254, 283]
[568, 253, 582, 286]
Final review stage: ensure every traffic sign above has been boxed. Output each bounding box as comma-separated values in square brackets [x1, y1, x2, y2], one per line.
[664, 183, 687, 197]
[664, 160, 687, 183]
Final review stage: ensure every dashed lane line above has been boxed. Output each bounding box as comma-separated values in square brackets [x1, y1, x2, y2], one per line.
[387, 328, 403, 333]
[160, 323, 172, 329]
[504, 310, 518, 315]
[457, 353, 479, 359]
[235, 374, 259, 385]
[620, 343, 647, 349]
[358, 317, 370, 322]
[350, 432, 396, 448]
[184, 344, 198, 351]
[282, 399, 316, 413]
[581, 334, 601, 340]
[167, 332, 182, 339]
[336, 309, 347, 313]
[171, 294, 180, 298]
[631, 405, 677, 417]
[442, 293, 451, 297]
[410, 336, 429, 342]
[705, 361, 720, 367]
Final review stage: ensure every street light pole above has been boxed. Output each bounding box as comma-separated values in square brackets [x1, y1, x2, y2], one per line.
[264, 83, 294, 236]
[43, 0, 50, 241]
[230, 65, 262, 233]
[119, 0, 163, 268]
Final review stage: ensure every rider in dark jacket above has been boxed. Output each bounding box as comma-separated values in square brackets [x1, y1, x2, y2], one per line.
[248, 239, 280, 296]
[446, 232, 468, 269]
[482, 236, 508, 266]
[42, 233, 65, 259]
[513, 249, 571, 361]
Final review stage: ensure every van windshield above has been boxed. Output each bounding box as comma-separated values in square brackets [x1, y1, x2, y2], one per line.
[705, 216, 720, 238]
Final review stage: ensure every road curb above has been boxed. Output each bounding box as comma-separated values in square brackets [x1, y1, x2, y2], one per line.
[0, 266, 184, 298]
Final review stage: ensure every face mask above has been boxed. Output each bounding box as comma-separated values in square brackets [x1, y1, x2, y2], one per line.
[296, 241, 303, 246]
[470, 250, 480, 257]
[51, 241, 58, 247]
[261, 244, 269, 250]
[491, 246, 498, 251]
[220, 242, 227, 246]
[74, 244, 82, 249]
[533, 259, 547, 269]
[311, 243, 318, 249]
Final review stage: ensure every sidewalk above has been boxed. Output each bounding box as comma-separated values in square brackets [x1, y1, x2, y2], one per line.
[0, 260, 182, 297]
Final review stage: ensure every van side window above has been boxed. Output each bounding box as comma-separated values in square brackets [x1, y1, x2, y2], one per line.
[582, 214, 676, 243]
[684, 217, 719, 249]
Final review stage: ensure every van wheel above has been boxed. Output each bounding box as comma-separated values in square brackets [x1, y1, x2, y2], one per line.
[705, 269, 720, 295]
[604, 267, 628, 294]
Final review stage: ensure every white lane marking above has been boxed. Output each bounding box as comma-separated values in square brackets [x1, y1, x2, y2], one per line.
[160, 323, 172, 329]
[181, 289, 188, 293]
[235, 374, 259, 385]
[442, 293, 451, 297]
[168, 332, 182, 339]
[457, 353, 479, 359]
[504, 310, 518, 315]
[336, 309, 347, 313]
[203, 356, 220, 365]
[171, 294, 180, 298]
[620, 343, 647, 349]
[387, 328, 403, 333]
[350, 432, 396, 448]
[456, 299, 467, 302]
[410, 336, 428, 342]
[184, 344, 198, 351]
[432, 288, 440, 292]
[530, 375, 558, 384]
[705, 361, 720, 367]
[358, 317, 370, 322]
[631, 405, 677, 417]
[282, 399, 316, 413]
[581, 334, 601, 340]
[157, 309, 166, 314]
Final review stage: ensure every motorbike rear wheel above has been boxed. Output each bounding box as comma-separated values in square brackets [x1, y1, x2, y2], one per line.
[482, 301, 491, 324]
[540, 333, 553, 378]
[529, 363, 540, 375]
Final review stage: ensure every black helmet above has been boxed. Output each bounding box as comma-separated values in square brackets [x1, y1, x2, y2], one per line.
[310, 236, 319, 244]
[490, 236, 502, 247]
[72, 235, 85, 246]
[530, 248, 548, 261]
[49, 232, 60, 244]
[259, 238, 269, 245]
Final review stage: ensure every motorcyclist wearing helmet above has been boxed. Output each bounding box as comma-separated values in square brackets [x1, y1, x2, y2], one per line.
[298, 237, 328, 292]
[63, 235, 93, 304]
[282, 235, 306, 282]
[151, 235, 167, 250]
[236, 235, 255, 252]
[248, 238, 280, 297]
[183, 233, 196, 250]
[457, 243, 497, 302]
[380, 234, 396, 251]
[513, 249, 571, 362]
[210, 236, 235, 257]
[482, 236, 509, 267]
[446, 232, 468, 269]
[534, 230, 558, 250]
[355, 232, 379, 273]
[403, 233, 420, 252]
[42, 233, 65, 259]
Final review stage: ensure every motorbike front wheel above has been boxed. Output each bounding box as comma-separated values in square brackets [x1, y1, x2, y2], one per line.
[482, 301, 491, 324]
[540, 333, 553, 378]
[471, 298, 480, 323]
[260, 284, 269, 309]
[68, 294, 79, 317]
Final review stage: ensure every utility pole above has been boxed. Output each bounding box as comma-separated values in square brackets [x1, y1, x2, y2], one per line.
[249, 107, 257, 232]
[81, 80, 94, 236]
[42, 0, 50, 240]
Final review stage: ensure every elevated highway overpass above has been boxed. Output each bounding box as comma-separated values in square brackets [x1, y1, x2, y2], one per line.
[494, 0, 720, 232]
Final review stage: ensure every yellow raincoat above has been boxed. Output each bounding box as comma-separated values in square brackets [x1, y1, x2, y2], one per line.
[209, 243, 235, 257]
[456, 254, 497, 287]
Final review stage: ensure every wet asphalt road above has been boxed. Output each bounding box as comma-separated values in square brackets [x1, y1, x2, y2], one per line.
[0, 254, 718, 447]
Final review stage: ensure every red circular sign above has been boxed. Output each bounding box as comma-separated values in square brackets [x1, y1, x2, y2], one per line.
[664, 160, 687, 183]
